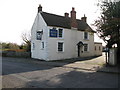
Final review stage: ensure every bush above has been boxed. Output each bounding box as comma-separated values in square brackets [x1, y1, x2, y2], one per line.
[2, 49, 30, 58]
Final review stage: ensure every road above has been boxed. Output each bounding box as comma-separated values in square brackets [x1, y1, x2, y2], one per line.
[2, 57, 119, 88]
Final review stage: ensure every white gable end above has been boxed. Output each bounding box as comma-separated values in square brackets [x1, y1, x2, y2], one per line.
[31, 13, 47, 39]
[31, 13, 49, 60]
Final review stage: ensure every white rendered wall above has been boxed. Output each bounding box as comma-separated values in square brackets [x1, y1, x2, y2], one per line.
[31, 13, 48, 60]
[46, 27, 77, 60]
[79, 31, 95, 57]
[46, 26, 95, 60]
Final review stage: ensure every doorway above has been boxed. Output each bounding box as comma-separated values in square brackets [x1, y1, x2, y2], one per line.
[77, 41, 84, 57]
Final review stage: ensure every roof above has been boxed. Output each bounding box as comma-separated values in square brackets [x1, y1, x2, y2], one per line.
[40, 12, 95, 32]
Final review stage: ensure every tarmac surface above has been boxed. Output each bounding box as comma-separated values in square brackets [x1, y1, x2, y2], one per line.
[1, 53, 120, 88]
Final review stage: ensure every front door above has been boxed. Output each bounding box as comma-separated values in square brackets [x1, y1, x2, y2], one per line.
[77, 45, 80, 57]
[77, 41, 84, 57]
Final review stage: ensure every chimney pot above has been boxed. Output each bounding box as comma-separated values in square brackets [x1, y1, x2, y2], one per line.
[38, 4, 42, 12]
[81, 14, 87, 22]
[72, 7, 75, 11]
[64, 13, 69, 17]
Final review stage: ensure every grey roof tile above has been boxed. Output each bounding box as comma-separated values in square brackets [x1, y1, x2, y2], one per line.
[40, 12, 95, 32]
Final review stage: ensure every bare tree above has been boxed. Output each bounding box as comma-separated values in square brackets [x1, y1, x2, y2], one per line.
[21, 30, 31, 52]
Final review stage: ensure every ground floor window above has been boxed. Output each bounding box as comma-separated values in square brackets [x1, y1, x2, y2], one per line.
[99, 46, 101, 51]
[41, 42, 44, 49]
[32, 43, 35, 50]
[84, 44, 88, 51]
[58, 42, 64, 52]
[95, 46, 96, 51]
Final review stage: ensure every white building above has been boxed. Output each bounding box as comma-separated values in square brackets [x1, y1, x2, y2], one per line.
[31, 5, 102, 61]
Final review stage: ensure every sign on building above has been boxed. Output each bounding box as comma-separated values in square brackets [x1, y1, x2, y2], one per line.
[49, 29, 58, 37]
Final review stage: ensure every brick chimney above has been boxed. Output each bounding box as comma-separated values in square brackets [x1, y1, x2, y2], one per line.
[38, 4, 42, 13]
[70, 7, 77, 28]
[81, 14, 87, 22]
[64, 12, 69, 17]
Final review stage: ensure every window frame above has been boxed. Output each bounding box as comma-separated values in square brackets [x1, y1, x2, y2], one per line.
[84, 32, 89, 40]
[32, 43, 35, 50]
[41, 41, 44, 49]
[84, 44, 89, 52]
[58, 28, 63, 38]
[95, 46, 96, 51]
[57, 42, 64, 52]
[99, 46, 101, 51]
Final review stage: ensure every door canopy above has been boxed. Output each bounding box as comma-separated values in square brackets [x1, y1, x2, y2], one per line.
[77, 41, 84, 47]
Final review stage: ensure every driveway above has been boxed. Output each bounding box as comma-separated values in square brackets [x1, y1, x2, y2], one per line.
[2, 55, 119, 88]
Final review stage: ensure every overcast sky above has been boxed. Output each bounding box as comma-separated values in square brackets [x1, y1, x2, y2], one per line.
[0, 0, 105, 45]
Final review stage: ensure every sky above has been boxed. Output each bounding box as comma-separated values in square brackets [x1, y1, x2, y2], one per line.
[0, 0, 106, 46]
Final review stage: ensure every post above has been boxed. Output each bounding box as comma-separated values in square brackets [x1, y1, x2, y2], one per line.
[105, 46, 109, 65]
[105, 51, 108, 64]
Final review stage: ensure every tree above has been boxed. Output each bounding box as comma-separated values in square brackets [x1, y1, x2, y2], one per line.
[1, 42, 19, 50]
[94, 0, 120, 64]
[21, 31, 31, 52]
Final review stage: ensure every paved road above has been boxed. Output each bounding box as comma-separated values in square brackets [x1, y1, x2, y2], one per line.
[2, 57, 119, 88]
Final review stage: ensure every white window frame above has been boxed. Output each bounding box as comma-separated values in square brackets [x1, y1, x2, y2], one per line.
[83, 32, 89, 40]
[84, 43, 89, 52]
[58, 28, 64, 39]
[41, 41, 44, 50]
[57, 41, 64, 52]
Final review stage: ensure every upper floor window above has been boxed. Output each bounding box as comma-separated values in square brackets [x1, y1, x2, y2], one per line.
[84, 44, 88, 51]
[84, 32, 88, 40]
[58, 29, 63, 38]
[36, 31, 43, 40]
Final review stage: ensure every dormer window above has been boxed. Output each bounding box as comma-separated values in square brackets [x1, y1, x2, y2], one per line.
[36, 31, 43, 40]
[84, 32, 89, 40]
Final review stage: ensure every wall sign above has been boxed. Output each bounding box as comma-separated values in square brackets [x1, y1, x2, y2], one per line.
[49, 29, 58, 37]
[36, 31, 43, 40]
